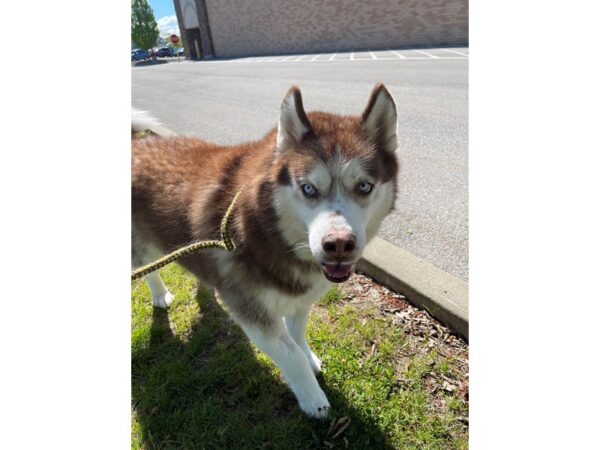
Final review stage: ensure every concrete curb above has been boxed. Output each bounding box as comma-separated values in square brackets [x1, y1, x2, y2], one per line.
[135, 120, 469, 341]
[142, 123, 178, 138]
[358, 237, 468, 341]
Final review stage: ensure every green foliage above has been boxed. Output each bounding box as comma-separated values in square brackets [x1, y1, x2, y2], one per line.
[131, 0, 159, 52]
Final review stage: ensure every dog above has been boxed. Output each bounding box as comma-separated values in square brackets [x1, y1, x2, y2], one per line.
[132, 84, 399, 418]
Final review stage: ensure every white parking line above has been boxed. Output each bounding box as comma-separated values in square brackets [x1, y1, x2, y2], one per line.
[412, 49, 440, 59]
[187, 49, 469, 65]
[390, 50, 406, 59]
[441, 48, 469, 57]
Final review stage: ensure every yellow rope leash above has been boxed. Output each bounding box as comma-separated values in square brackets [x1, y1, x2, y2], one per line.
[131, 191, 242, 281]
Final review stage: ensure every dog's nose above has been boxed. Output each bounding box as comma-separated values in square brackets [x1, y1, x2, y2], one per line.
[321, 230, 356, 259]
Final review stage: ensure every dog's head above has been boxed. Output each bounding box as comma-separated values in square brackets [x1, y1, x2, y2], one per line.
[272, 84, 399, 282]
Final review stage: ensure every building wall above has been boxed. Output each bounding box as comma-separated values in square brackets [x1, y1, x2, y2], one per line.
[180, 0, 199, 28]
[173, 0, 193, 59]
[203, 0, 468, 58]
[194, 0, 215, 57]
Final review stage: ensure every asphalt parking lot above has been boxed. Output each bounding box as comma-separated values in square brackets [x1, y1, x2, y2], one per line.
[132, 47, 468, 280]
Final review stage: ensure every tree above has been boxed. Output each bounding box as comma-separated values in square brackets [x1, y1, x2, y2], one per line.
[131, 0, 159, 55]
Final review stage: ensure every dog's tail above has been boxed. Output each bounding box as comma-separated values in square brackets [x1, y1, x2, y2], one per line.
[131, 109, 177, 137]
[131, 108, 162, 134]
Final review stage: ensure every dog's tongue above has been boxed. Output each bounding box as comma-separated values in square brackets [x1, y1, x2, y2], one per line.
[322, 263, 353, 279]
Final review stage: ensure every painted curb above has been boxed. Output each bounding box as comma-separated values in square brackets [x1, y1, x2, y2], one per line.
[358, 237, 468, 341]
[135, 120, 469, 341]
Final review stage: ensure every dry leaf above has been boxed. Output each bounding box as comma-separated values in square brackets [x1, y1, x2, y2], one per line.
[331, 417, 352, 439]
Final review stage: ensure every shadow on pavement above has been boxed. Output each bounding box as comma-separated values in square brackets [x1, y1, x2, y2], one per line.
[133, 59, 169, 67]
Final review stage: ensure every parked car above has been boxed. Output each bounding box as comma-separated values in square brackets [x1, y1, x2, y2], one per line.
[176, 47, 185, 56]
[156, 47, 176, 57]
[131, 49, 148, 61]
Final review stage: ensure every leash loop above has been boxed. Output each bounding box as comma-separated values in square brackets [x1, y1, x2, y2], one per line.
[131, 190, 242, 281]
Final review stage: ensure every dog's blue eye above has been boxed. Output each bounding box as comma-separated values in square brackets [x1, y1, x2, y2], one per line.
[358, 181, 374, 194]
[301, 183, 318, 197]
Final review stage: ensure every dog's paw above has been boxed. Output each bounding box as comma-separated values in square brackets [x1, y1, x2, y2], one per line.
[297, 386, 331, 419]
[152, 291, 174, 308]
[308, 351, 322, 375]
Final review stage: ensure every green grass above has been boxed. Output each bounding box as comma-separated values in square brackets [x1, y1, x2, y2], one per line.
[132, 265, 468, 449]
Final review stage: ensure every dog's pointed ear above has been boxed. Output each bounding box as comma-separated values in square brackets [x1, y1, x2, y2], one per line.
[277, 86, 314, 151]
[361, 83, 398, 154]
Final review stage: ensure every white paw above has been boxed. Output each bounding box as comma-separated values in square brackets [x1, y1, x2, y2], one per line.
[295, 384, 331, 419]
[307, 351, 322, 375]
[152, 291, 174, 308]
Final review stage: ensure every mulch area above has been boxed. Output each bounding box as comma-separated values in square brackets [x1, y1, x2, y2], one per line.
[340, 272, 469, 422]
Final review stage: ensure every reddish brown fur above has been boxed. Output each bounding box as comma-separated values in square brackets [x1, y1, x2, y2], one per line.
[132, 86, 399, 325]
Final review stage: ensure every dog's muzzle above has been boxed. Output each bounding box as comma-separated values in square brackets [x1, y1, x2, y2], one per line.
[321, 262, 354, 283]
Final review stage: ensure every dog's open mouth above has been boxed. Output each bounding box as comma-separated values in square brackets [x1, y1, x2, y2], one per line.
[321, 263, 354, 283]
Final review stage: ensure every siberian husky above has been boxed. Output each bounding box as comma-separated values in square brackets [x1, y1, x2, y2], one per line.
[132, 84, 399, 418]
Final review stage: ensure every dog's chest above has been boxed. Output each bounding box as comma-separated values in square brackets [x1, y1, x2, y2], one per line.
[258, 271, 332, 317]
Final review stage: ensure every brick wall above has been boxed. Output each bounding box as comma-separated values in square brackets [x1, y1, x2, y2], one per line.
[202, 0, 468, 58]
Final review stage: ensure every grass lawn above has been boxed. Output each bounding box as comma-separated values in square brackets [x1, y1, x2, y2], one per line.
[132, 265, 468, 449]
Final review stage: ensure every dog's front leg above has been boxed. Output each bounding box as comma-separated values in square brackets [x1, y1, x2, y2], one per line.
[284, 306, 322, 374]
[144, 271, 174, 308]
[238, 319, 330, 418]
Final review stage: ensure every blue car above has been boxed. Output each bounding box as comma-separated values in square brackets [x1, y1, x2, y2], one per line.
[131, 49, 149, 61]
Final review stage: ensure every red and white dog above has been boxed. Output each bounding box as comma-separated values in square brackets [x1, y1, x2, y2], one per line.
[132, 84, 399, 417]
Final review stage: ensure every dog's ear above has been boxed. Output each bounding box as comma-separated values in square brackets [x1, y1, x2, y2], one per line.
[277, 86, 314, 151]
[361, 83, 398, 154]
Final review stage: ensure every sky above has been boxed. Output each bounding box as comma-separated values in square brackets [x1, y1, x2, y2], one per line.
[147, 0, 180, 37]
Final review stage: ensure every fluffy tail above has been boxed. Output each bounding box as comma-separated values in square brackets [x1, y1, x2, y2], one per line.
[131, 108, 163, 133]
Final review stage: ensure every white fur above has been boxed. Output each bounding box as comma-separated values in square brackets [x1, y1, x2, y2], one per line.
[272, 191, 314, 262]
[362, 90, 398, 154]
[132, 229, 175, 308]
[215, 251, 330, 321]
[341, 158, 375, 190]
[238, 318, 330, 418]
[284, 306, 322, 374]
[145, 271, 174, 308]
[308, 202, 361, 263]
[273, 155, 390, 266]
[131, 108, 163, 133]
[258, 272, 331, 318]
[215, 254, 330, 416]
[277, 92, 310, 148]
[365, 181, 396, 241]
[305, 162, 333, 193]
